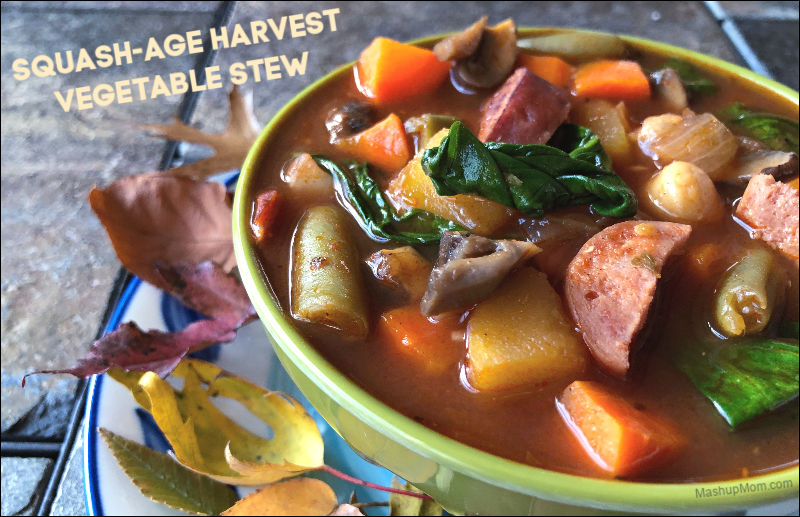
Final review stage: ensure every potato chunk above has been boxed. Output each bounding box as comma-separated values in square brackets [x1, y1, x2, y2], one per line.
[466, 267, 587, 391]
[385, 129, 515, 236]
[280, 153, 333, 202]
[573, 99, 632, 166]
[365, 246, 432, 301]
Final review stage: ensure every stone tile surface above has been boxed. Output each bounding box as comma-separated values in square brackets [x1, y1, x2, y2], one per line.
[1, 1, 219, 12]
[0, 3, 219, 432]
[1, 457, 54, 515]
[2, 387, 78, 439]
[719, 0, 799, 18]
[192, 1, 744, 133]
[735, 18, 800, 90]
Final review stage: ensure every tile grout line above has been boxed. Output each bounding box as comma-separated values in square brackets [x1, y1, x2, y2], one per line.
[704, 0, 775, 79]
[157, 1, 237, 172]
[1, 441, 62, 458]
[29, 2, 237, 515]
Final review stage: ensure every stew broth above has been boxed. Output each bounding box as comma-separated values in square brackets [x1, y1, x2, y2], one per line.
[246, 35, 799, 482]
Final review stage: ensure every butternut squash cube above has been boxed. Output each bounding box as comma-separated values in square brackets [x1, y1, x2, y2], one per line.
[385, 129, 515, 237]
[467, 267, 587, 391]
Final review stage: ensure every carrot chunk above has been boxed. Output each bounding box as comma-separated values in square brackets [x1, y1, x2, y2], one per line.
[335, 113, 412, 173]
[788, 176, 799, 190]
[515, 54, 573, 89]
[574, 60, 651, 100]
[377, 305, 461, 374]
[557, 380, 685, 477]
[356, 37, 451, 104]
[250, 189, 280, 242]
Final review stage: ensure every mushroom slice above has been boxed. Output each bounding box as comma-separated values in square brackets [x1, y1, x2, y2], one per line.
[723, 150, 798, 186]
[651, 67, 688, 113]
[420, 231, 539, 316]
[433, 16, 487, 61]
[325, 101, 375, 143]
[453, 19, 518, 89]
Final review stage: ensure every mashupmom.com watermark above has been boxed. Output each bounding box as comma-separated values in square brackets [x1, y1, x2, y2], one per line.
[695, 478, 794, 498]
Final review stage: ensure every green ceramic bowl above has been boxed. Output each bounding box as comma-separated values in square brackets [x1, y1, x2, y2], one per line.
[233, 28, 799, 515]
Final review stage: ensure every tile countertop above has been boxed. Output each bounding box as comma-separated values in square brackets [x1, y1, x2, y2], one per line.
[0, 1, 797, 515]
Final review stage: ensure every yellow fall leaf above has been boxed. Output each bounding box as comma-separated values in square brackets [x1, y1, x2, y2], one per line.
[108, 359, 324, 485]
[142, 86, 260, 179]
[220, 477, 337, 516]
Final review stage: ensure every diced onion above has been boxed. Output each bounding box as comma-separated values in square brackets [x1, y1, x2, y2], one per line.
[638, 112, 738, 180]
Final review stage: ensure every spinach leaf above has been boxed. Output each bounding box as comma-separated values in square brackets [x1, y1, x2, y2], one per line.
[421, 121, 637, 218]
[719, 102, 799, 154]
[420, 120, 513, 206]
[662, 57, 717, 96]
[549, 123, 612, 170]
[676, 338, 799, 429]
[312, 156, 463, 244]
[779, 321, 799, 340]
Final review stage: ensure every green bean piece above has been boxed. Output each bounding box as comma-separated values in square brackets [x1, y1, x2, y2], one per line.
[714, 247, 785, 337]
[291, 205, 369, 338]
[517, 32, 626, 61]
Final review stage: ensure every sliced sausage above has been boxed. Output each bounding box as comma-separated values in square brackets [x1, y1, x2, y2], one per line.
[478, 67, 570, 145]
[564, 221, 692, 377]
[735, 174, 799, 260]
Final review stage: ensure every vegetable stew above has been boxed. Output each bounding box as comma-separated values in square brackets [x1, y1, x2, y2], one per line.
[246, 23, 799, 482]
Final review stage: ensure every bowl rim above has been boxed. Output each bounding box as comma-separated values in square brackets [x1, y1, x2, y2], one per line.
[232, 27, 799, 513]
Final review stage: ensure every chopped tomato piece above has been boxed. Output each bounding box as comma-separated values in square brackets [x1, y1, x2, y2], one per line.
[250, 190, 280, 242]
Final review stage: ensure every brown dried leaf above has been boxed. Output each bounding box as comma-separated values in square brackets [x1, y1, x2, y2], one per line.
[23, 261, 256, 385]
[221, 477, 337, 516]
[143, 87, 260, 179]
[89, 174, 236, 284]
[23, 316, 245, 384]
[152, 261, 253, 319]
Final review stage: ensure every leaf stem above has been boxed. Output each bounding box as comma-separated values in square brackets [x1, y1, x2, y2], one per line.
[319, 465, 434, 501]
[353, 501, 390, 509]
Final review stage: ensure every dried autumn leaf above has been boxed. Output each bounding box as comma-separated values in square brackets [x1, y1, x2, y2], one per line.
[90, 174, 236, 285]
[99, 427, 238, 515]
[221, 477, 337, 516]
[23, 317, 245, 384]
[114, 359, 324, 485]
[389, 478, 442, 516]
[143, 86, 260, 179]
[153, 261, 254, 319]
[23, 262, 256, 384]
